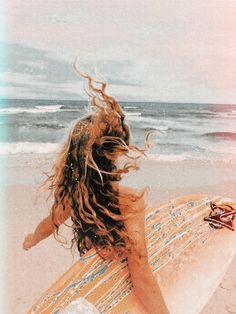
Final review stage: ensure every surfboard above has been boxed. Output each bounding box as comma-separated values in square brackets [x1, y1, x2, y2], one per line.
[28, 195, 236, 314]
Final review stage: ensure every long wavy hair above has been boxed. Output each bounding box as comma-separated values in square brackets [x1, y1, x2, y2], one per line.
[46, 74, 149, 258]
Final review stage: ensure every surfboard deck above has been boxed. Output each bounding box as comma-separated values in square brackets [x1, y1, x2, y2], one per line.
[29, 195, 236, 314]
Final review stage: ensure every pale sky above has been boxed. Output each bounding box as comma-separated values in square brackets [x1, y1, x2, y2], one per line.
[0, 0, 236, 103]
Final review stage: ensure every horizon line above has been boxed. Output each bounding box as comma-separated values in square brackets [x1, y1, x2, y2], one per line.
[0, 98, 236, 106]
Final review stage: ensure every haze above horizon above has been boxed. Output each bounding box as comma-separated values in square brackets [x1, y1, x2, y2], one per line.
[0, 1, 236, 104]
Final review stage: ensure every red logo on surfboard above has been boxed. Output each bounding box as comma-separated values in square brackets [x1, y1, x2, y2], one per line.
[204, 202, 236, 231]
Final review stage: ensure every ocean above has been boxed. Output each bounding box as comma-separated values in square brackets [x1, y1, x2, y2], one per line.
[0, 99, 236, 163]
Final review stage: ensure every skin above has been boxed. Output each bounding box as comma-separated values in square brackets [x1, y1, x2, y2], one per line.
[119, 186, 169, 314]
[23, 186, 169, 314]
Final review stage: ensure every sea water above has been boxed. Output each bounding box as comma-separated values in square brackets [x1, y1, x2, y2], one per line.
[0, 99, 236, 163]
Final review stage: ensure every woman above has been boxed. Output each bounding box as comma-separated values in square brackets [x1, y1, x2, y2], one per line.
[23, 74, 169, 314]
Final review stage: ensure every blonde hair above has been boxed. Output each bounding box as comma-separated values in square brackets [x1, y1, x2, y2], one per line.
[45, 74, 149, 258]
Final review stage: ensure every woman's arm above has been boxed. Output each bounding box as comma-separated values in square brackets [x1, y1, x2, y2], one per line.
[23, 203, 71, 250]
[120, 186, 169, 314]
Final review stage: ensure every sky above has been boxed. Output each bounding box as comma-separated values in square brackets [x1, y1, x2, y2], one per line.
[0, 0, 236, 103]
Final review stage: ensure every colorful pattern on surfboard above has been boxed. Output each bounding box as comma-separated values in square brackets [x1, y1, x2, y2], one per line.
[29, 196, 235, 314]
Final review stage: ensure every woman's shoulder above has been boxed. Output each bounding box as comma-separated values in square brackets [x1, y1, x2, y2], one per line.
[118, 185, 146, 215]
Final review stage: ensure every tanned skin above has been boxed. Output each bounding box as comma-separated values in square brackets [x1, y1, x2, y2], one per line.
[23, 187, 169, 314]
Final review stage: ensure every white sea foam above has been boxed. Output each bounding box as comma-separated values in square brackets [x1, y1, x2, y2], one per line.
[125, 112, 141, 116]
[35, 105, 63, 110]
[0, 107, 61, 114]
[0, 142, 61, 154]
[0, 105, 80, 114]
[0, 108, 39, 114]
[124, 106, 137, 109]
[126, 115, 179, 131]
[1, 142, 236, 164]
[126, 115, 156, 123]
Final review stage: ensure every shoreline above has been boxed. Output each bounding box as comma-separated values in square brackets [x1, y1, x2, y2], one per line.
[3, 154, 236, 313]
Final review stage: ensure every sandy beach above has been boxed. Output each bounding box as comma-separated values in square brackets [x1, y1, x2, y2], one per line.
[3, 154, 236, 314]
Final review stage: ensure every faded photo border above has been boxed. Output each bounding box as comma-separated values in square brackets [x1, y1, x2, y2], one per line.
[1, 1, 236, 314]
